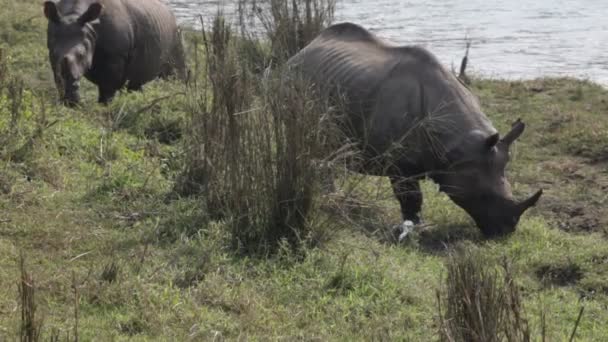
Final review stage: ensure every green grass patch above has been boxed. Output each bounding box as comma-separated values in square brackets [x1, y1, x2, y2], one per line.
[0, 0, 607, 340]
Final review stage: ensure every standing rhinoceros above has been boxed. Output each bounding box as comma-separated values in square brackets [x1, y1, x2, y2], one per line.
[288, 22, 542, 237]
[43, 0, 186, 106]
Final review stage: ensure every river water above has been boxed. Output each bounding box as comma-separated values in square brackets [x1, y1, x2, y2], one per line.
[167, 0, 608, 85]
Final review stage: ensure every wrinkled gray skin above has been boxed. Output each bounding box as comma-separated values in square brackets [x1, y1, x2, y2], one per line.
[44, 0, 186, 106]
[288, 23, 543, 237]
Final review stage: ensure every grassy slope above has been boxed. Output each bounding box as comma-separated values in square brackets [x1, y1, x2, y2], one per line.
[1, 0, 607, 340]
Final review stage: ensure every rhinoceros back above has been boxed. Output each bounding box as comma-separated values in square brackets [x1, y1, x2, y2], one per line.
[289, 23, 402, 102]
[288, 23, 496, 172]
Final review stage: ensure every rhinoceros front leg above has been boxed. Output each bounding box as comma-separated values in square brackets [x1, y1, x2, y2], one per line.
[389, 175, 423, 223]
[93, 58, 128, 104]
[389, 175, 423, 241]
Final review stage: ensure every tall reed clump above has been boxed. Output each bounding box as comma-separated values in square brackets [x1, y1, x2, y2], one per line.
[437, 247, 531, 342]
[237, 0, 336, 63]
[177, 12, 337, 254]
[176, 15, 254, 202]
[248, 68, 337, 252]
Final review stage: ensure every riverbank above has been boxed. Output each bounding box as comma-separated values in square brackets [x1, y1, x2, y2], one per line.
[1, 0, 608, 340]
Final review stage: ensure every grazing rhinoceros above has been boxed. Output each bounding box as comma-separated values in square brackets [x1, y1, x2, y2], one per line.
[43, 0, 186, 106]
[287, 22, 542, 237]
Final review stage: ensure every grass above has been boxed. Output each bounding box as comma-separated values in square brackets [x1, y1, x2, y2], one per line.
[1, 0, 608, 340]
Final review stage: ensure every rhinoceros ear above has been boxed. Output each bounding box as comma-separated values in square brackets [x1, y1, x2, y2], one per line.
[485, 132, 500, 148]
[43, 1, 60, 23]
[77, 3, 103, 26]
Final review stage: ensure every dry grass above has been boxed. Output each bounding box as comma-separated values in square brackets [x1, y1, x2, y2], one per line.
[437, 247, 531, 342]
[19, 255, 42, 342]
[176, 12, 340, 254]
[437, 246, 590, 341]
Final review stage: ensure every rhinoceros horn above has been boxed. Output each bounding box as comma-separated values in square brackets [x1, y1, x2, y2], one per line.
[498, 119, 543, 215]
[500, 118, 525, 147]
[518, 189, 543, 214]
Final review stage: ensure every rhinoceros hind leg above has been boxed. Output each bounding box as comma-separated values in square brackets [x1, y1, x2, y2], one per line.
[389, 175, 423, 224]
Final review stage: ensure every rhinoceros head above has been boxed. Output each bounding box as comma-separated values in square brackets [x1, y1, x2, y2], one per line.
[44, 1, 103, 107]
[437, 119, 542, 237]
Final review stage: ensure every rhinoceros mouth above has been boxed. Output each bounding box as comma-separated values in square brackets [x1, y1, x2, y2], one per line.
[62, 90, 81, 107]
[449, 188, 543, 237]
[60, 78, 81, 107]
[63, 96, 80, 107]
